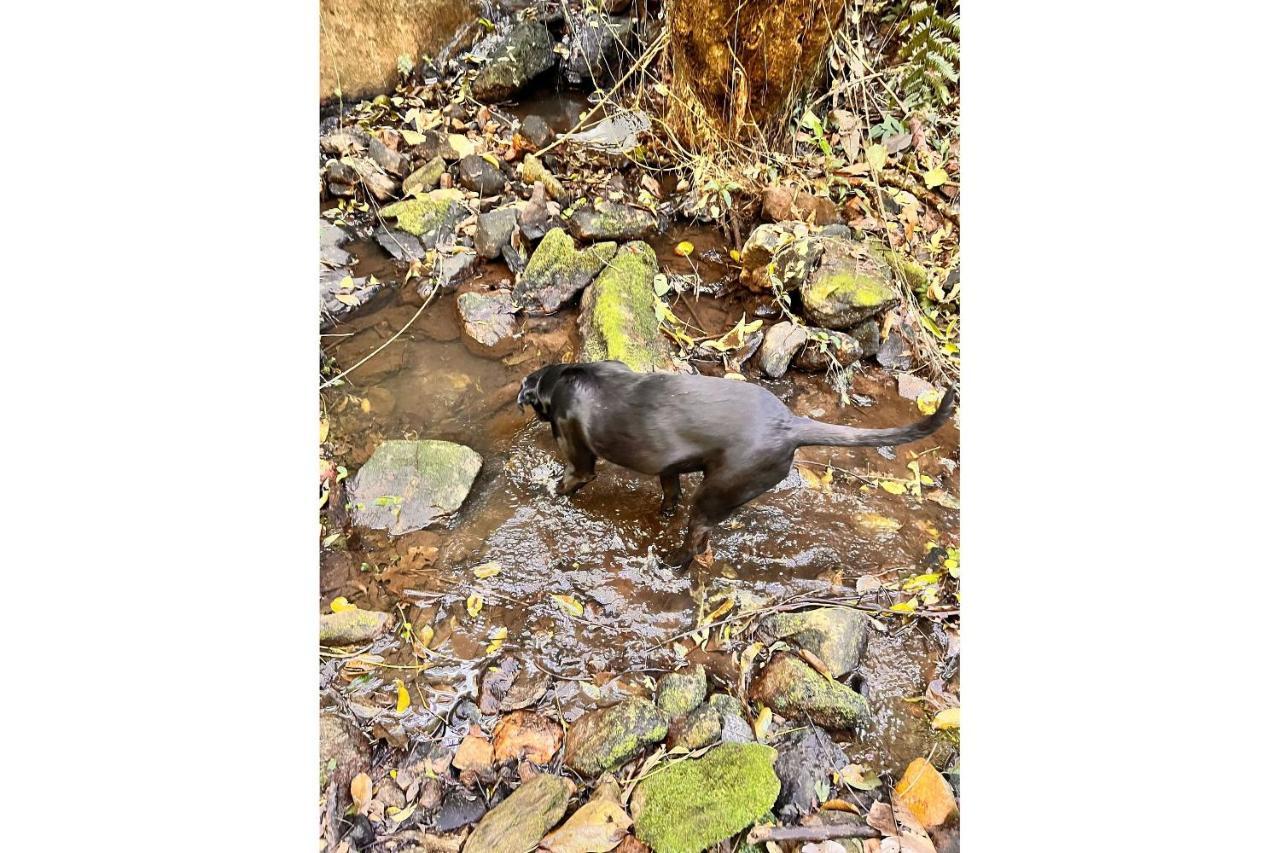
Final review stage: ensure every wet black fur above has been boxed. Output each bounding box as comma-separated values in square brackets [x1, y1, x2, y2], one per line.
[518, 360, 957, 569]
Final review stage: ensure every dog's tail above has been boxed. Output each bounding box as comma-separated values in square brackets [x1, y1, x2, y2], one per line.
[788, 386, 957, 449]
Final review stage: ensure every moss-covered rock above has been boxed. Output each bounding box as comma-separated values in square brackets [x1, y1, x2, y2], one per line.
[758, 607, 870, 679]
[749, 654, 870, 730]
[868, 241, 930, 293]
[402, 156, 445, 196]
[632, 743, 780, 853]
[577, 241, 673, 372]
[472, 21, 556, 103]
[348, 439, 482, 534]
[513, 227, 617, 314]
[565, 698, 669, 777]
[376, 188, 465, 240]
[319, 607, 391, 645]
[800, 241, 899, 329]
[565, 199, 658, 242]
[656, 664, 707, 719]
[671, 703, 722, 751]
[462, 773, 573, 853]
[738, 222, 823, 293]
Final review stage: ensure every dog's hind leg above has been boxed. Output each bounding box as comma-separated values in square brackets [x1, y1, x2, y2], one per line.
[665, 455, 793, 569]
[658, 470, 682, 517]
[554, 417, 597, 496]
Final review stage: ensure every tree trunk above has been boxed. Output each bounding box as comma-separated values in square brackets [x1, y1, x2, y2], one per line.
[667, 0, 847, 145]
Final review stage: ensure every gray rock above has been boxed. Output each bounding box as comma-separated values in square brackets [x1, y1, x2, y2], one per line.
[403, 156, 446, 195]
[463, 774, 573, 853]
[436, 249, 479, 292]
[319, 714, 370, 794]
[324, 158, 360, 197]
[320, 607, 391, 646]
[739, 221, 823, 293]
[758, 607, 870, 679]
[340, 155, 399, 201]
[472, 22, 556, 103]
[320, 127, 369, 157]
[476, 206, 519, 259]
[707, 693, 744, 719]
[772, 727, 849, 821]
[792, 320, 880, 371]
[565, 199, 657, 242]
[518, 182, 552, 240]
[719, 713, 753, 744]
[656, 664, 707, 719]
[369, 137, 410, 177]
[513, 227, 617, 314]
[459, 155, 505, 196]
[374, 225, 429, 262]
[876, 326, 914, 370]
[564, 698, 668, 777]
[376, 189, 467, 250]
[348, 440, 483, 535]
[518, 114, 552, 149]
[320, 268, 392, 330]
[320, 220, 351, 269]
[563, 11, 633, 87]
[437, 787, 487, 832]
[456, 289, 518, 350]
[897, 372, 938, 402]
[759, 321, 808, 378]
[410, 130, 454, 163]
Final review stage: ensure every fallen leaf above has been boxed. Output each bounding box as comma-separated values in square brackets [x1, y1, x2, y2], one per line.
[674, 240, 695, 257]
[916, 388, 943, 415]
[889, 599, 918, 614]
[540, 795, 632, 853]
[486, 626, 508, 654]
[472, 561, 502, 579]
[417, 624, 434, 647]
[388, 803, 417, 824]
[400, 129, 426, 146]
[819, 799, 861, 813]
[923, 167, 948, 189]
[330, 596, 357, 613]
[351, 772, 372, 812]
[931, 707, 960, 730]
[879, 480, 908, 495]
[855, 513, 903, 533]
[798, 648, 834, 682]
[451, 734, 493, 772]
[895, 757, 958, 829]
[320, 418, 330, 443]
[753, 706, 772, 741]
[836, 762, 882, 791]
[551, 594, 584, 618]
[467, 593, 484, 618]
[856, 575, 882, 593]
[394, 678, 411, 713]
[867, 143, 888, 172]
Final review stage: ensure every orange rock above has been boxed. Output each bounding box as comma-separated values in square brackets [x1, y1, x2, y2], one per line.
[451, 734, 494, 773]
[894, 757, 957, 829]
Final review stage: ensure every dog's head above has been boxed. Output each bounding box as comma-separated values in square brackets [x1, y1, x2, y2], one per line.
[517, 364, 570, 421]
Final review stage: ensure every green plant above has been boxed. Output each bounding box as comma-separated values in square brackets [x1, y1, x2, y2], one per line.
[895, 2, 960, 112]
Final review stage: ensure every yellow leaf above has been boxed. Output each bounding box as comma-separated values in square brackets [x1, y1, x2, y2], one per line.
[917, 388, 943, 415]
[879, 480, 908, 495]
[674, 240, 695, 257]
[320, 418, 330, 443]
[330, 597, 357, 613]
[866, 143, 888, 172]
[486, 626, 508, 654]
[923, 166, 948, 188]
[729, 249, 741, 262]
[472, 561, 502, 579]
[753, 706, 772, 741]
[466, 593, 484, 618]
[702, 595, 735, 624]
[394, 678, 410, 713]
[890, 599, 918, 614]
[389, 803, 417, 823]
[417, 624, 435, 647]
[724, 372, 745, 380]
[551, 594, 584, 617]
[855, 513, 902, 533]
[903, 573, 942, 591]
[400, 129, 425, 146]
[359, 397, 371, 413]
[351, 772, 372, 812]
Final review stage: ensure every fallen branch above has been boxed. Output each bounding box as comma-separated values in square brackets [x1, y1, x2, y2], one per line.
[746, 822, 880, 844]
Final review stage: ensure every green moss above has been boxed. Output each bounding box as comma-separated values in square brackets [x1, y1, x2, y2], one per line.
[749, 654, 870, 730]
[868, 241, 930, 292]
[580, 241, 669, 371]
[516, 228, 617, 313]
[565, 698, 669, 777]
[656, 665, 707, 718]
[377, 188, 463, 236]
[633, 743, 781, 853]
[806, 269, 895, 306]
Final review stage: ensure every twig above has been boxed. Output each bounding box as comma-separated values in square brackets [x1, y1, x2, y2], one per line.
[746, 822, 880, 844]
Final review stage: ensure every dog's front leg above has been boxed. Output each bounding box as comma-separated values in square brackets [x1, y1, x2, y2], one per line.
[658, 471, 682, 517]
[553, 419, 596, 496]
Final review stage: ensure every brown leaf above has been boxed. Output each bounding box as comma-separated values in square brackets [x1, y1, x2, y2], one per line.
[451, 734, 494, 773]
[350, 772, 373, 813]
[493, 710, 563, 765]
[539, 796, 632, 853]
[894, 758, 957, 830]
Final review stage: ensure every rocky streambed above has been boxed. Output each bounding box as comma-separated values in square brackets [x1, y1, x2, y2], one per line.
[318, 5, 960, 851]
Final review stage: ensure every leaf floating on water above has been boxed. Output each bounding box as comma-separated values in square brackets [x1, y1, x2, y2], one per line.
[486, 627, 508, 655]
[351, 772, 373, 812]
[932, 707, 960, 730]
[551, 594, 584, 618]
[472, 561, 502, 579]
[879, 480, 908, 495]
[417, 624, 434, 647]
[466, 593, 484, 618]
[753, 706, 772, 741]
[855, 513, 902, 533]
[836, 763, 883, 791]
[702, 595, 735, 624]
[393, 678, 411, 713]
[330, 597, 357, 613]
[927, 490, 960, 510]
[674, 240, 695, 257]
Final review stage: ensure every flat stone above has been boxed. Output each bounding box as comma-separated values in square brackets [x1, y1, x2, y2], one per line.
[564, 698, 668, 777]
[456, 289, 518, 353]
[565, 199, 658, 242]
[320, 607, 391, 645]
[348, 440, 482, 535]
[758, 320, 808, 378]
[369, 136, 410, 177]
[514, 227, 617, 314]
[462, 773, 573, 853]
[758, 607, 870, 678]
[749, 654, 870, 730]
[320, 220, 352, 268]
[320, 268, 393, 330]
[475, 205, 518, 259]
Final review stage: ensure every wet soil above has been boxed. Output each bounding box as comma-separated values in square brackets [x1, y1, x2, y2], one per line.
[321, 228, 959, 775]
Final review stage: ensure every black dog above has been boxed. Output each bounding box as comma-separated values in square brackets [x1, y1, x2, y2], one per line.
[518, 360, 957, 568]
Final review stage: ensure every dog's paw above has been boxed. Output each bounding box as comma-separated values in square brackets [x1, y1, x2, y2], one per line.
[662, 550, 694, 571]
[658, 503, 678, 519]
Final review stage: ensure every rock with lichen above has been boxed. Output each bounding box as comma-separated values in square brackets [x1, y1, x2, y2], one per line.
[757, 607, 870, 678]
[577, 241, 673, 372]
[514, 227, 617, 314]
[792, 321, 880, 371]
[319, 607, 391, 645]
[749, 654, 870, 730]
[462, 773, 573, 853]
[472, 21, 556, 102]
[800, 240, 900, 329]
[655, 664, 707, 719]
[564, 698, 669, 777]
[738, 221, 823, 293]
[376, 189, 466, 241]
[632, 743, 781, 853]
[348, 439, 482, 535]
[565, 199, 658, 242]
[402, 156, 445, 195]
[758, 320, 809, 378]
[670, 703, 722, 751]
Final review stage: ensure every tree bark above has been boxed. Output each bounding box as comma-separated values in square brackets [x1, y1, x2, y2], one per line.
[667, 0, 847, 144]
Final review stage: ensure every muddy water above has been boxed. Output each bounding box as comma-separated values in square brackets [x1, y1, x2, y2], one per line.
[321, 231, 959, 775]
